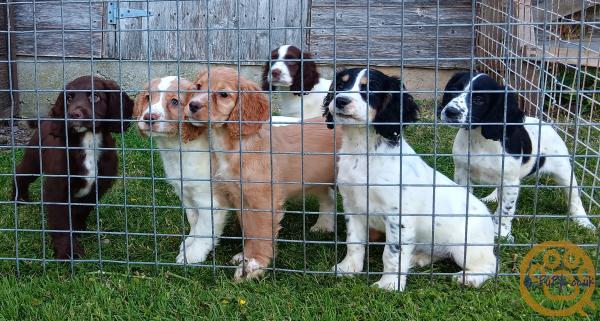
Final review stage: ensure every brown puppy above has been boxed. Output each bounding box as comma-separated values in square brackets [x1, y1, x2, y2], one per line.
[13, 75, 133, 259]
[184, 67, 340, 280]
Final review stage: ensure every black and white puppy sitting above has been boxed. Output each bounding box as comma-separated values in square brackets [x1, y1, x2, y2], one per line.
[439, 72, 596, 241]
[262, 45, 332, 119]
[323, 68, 497, 291]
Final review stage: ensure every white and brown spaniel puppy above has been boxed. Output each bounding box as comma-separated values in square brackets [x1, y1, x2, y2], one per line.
[262, 45, 332, 119]
[439, 72, 596, 241]
[185, 67, 340, 280]
[323, 68, 497, 291]
[134, 76, 222, 264]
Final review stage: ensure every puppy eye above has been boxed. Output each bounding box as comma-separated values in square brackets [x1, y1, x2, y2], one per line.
[66, 95, 73, 104]
[144, 94, 150, 101]
[170, 98, 179, 106]
[89, 94, 100, 103]
[196, 84, 202, 90]
[219, 92, 229, 98]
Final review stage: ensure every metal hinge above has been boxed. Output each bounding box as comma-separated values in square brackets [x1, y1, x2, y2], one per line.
[107, 2, 153, 24]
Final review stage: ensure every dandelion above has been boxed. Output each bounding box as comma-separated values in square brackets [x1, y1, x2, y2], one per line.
[238, 298, 247, 305]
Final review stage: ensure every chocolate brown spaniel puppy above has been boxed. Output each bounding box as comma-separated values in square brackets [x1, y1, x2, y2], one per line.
[13, 75, 133, 259]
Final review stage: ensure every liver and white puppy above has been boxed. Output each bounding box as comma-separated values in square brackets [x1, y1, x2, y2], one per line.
[133, 76, 221, 264]
[262, 45, 332, 119]
[439, 72, 596, 241]
[14, 75, 133, 259]
[185, 67, 339, 280]
[323, 68, 497, 291]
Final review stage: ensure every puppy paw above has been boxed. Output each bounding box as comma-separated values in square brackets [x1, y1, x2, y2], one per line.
[233, 257, 266, 281]
[12, 189, 30, 203]
[572, 217, 596, 230]
[309, 216, 335, 233]
[481, 190, 498, 203]
[230, 252, 245, 264]
[496, 232, 514, 243]
[176, 241, 211, 264]
[179, 236, 196, 251]
[494, 222, 514, 243]
[453, 272, 490, 288]
[372, 275, 405, 291]
[332, 257, 363, 276]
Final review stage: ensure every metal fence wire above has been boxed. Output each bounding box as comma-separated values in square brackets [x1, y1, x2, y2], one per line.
[1, 0, 599, 288]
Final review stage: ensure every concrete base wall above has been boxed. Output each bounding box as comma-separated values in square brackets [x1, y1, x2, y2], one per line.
[15, 57, 458, 117]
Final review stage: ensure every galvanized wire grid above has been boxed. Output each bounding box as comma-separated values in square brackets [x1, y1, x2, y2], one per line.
[1, 0, 599, 284]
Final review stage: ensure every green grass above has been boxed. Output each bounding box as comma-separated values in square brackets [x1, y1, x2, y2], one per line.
[0, 101, 598, 320]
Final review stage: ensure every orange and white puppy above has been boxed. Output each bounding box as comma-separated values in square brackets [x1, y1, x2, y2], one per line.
[184, 67, 339, 280]
[134, 76, 226, 264]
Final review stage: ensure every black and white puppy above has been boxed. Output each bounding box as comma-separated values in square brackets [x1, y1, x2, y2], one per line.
[323, 68, 497, 291]
[262, 45, 332, 119]
[439, 71, 596, 241]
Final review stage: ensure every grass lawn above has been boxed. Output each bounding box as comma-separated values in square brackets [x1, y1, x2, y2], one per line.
[0, 102, 598, 320]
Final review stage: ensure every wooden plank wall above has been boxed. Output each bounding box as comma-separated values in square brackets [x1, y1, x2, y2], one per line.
[13, 1, 103, 58]
[309, 0, 474, 68]
[108, 0, 310, 62]
[9, 0, 484, 68]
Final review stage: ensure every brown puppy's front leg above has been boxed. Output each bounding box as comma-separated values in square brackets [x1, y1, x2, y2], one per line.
[232, 186, 283, 281]
[45, 178, 85, 259]
[13, 132, 42, 202]
[47, 203, 84, 260]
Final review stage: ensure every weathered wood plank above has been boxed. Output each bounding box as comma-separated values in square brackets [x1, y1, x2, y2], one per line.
[111, 0, 309, 62]
[313, 0, 466, 6]
[1, 1, 19, 119]
[309, 2, 473, 67]
[13, 2, 103, 57]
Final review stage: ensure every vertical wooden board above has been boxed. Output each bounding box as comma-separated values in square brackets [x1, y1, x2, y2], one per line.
[110, 0, 309, 63]
[0, 1, 18, 119]
[13, 2, 103, 57]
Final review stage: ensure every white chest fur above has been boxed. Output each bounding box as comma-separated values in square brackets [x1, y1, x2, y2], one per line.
[155, 134, 211, 191]
[74, 132, 102, 198]
[278, 78, 332, 119]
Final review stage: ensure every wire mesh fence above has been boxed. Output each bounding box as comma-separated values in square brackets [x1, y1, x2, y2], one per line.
[0, 0, 598, 292]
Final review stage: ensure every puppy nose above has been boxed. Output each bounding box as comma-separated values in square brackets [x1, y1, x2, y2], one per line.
[68, 110, 83, 119]
[271, 69, 281, 79]
[443, 107, 461, 119]
[142, 113, 159, 122]
[335, 96, 351, 109]
[188, 101, 201, 114]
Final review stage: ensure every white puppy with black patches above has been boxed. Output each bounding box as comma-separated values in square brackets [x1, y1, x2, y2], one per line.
[439, 72, 596, 241]
[323, 68, 497, 291]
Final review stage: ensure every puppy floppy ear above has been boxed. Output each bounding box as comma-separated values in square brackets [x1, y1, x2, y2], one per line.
[261, 61, 272, 91]
[373, 78, 419, 142]
[227, 78, 270, 137]
[322, 82, 335, 129]
[48, 92, 67, 137]
[133, 85, 149, 120]
[103, 79, 134, 133]
[290, 52, 320, 94]
[401, 90, 419, 124]
[480, 86, 524, 141]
